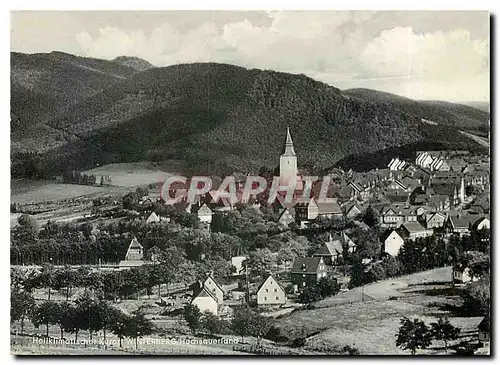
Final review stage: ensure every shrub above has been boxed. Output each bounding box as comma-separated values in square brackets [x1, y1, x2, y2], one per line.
[291, 337, 306, 348]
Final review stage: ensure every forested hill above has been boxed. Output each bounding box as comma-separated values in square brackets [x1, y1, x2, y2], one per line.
[11, 54, 488, 178]
[343, 88, 489, 133]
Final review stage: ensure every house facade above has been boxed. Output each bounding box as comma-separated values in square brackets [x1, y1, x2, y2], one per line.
[202, 276, 224, 304]
[290, 257, 328, 288]
[192, 288, 218, 315]
[382, 230, 405, 256]
[256, 274, 287, 306]
[197, 203, 213, 224]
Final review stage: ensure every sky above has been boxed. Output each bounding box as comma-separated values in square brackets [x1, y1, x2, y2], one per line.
[10, 10, 490, 102]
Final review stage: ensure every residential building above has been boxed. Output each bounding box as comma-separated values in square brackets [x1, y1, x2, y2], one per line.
[231, 256, 246, 275]
[278, 207, 295, 227]
[295, 198, 319, 221]
[290, 257, 328, 288]
[202, 276, 224, 304]
[146, 212, 160, 224]
[398, 222, 433, 240]
[197, 203, 213, 224]
[119, 238, 145, 268]
[381, 229, 405, 256]
[256, 274, 287, 306]
[425, 212, 447, 229]
[192, 287, 218, 315]
[445, 215, 486, 236]
[452, 264, 479, 284]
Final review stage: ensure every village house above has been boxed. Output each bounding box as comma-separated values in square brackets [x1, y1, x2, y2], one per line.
[277, 207, 295, 227]
[119, 238, 146, 268]
[313, 235, 343, 266]
[425, 212, 447, 229]
[231, 256, 246, 275]
[316, 200, 343, 219]
[202, 276, 224, 304]
[445, 214, 486, 236]
[343, 202, 364, 218]
[294, 198, 320, 221]
[398, 222, 433, 240]
[290, 257, 328, 288]
[381, 229, 405, 257]
[452, 264, 479, 284]
[196, 203, 213, 224]
[473, 217, 490, 231]
[256, 274, 287, 306]
[191, 287, 218, 315]
[146, 211, 160, 224]
[388, 157, 407, 171]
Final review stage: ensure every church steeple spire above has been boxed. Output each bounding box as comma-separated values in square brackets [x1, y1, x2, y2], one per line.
[283, 126, 296, 156]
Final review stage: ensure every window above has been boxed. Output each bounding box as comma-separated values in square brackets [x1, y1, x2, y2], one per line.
[274, 288, 277, 292]
[266, 289, 268, 292]
[276, 297, 279, 300]
[264, 296, 267, 301]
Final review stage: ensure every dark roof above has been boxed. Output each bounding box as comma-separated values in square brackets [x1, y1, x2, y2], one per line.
[400, 222, 428, 233]
[291, 257, 322, 274]
[203, 275, 224, 293]
[192, 287, 218, 302]
[448, 215, 484, 229]
[478, 316, 490, 331]
[380, 228, 400, 242]
[316, 201, 342, 215]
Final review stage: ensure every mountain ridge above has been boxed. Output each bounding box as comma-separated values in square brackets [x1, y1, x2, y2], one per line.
[10, 52, 489, 178]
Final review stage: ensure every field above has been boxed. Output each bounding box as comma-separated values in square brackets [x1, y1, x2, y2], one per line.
[84, 162, 175, 188]
[277, 267, 485, 355]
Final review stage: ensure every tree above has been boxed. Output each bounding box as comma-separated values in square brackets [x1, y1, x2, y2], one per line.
[231, 307, 253, 340]
[348, 255, 364, 288]
[110, 311, 129, 348]
[298, 285, 323, 304]
[11, 289, 35, 334]
[241, 248, 276, 278]
[60, 304, 83, 341]
[39, 263, 56, 301]
[395, 317, 432, 355]
[202, 311, 223, 336]
[18, 214, 39, 235]
[362, 205, 379, 227]
[430, 317, 460, 353]
[365, 263, 386, 283]
[183, 304, 202, 334]
[125, 309, 155, 350]
[355, 228, 381, 260]
[317, 277, 340, 298]
[31, 301, 60, 337]
[381, 255, 401, 277]
[248, 311, 274, 347]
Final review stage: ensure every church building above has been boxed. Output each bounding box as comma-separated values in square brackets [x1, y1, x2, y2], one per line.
[280, 127, 298, 185]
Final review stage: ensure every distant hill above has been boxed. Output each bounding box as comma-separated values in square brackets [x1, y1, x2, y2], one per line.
[344, 88, 489, 133]
[11, 51, 139, 150]
[10, 55, 488, 178]
[113, 56, 155, 72]
[461, 101, 490, 113]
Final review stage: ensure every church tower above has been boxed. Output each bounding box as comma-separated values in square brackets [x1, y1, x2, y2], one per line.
[280, 127, 297, 184]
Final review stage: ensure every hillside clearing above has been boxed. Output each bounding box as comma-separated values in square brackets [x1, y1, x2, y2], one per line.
[277, 267, 484, 355]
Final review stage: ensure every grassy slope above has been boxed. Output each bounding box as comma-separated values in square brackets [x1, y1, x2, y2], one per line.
[277, 266, 483, 355]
